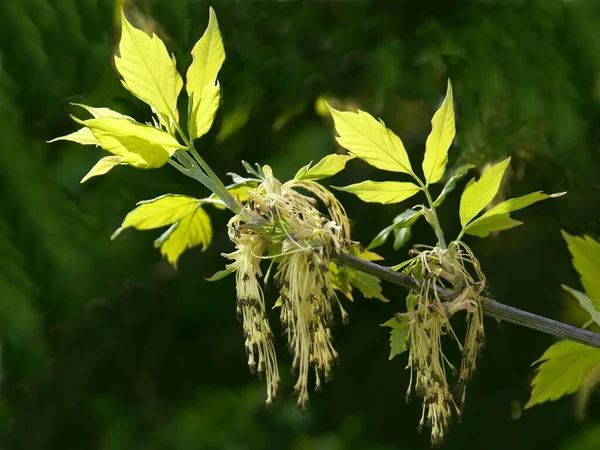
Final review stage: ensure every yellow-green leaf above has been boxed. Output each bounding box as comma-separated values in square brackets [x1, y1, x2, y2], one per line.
[335, 180, 420, 204]
[459, 157, 511, 227]
[464, 213, 522, 238]
[186, 7, 225, 140]
[294, 154, 354, 181]
[327, 104, 413, 174]
[563, 232, 600, 310]
[526, 340, 600, 408]
[188, 81, 221, 140]
[381, 314, 410, 359]
[155, 206, 212, 267]
[48, 127, 99, 146]
[115, 11, 183, 125]
[112, 194, 200, 238]
[479, 191, 565, 220]
[81, 156, 124, 183]
[73, 104, 132, 120]
[84, 116, 183, 168]
[423, 80, 455, 184]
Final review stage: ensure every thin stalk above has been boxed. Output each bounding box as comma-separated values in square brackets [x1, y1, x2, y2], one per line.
[333, 252, 600, 349]
[171, 119, 241, 214]
[418, 182, 447, 249]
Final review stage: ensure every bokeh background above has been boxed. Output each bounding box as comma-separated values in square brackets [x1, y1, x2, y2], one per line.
[1, 0, 600, 448]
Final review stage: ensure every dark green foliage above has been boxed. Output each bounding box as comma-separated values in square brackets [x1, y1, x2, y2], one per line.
[2, 0, 600, 449]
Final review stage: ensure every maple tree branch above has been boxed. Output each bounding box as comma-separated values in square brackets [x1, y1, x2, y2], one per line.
[334, 253, 600, 349]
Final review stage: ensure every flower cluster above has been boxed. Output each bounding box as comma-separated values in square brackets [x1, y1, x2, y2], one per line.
[401, 242, 486, 446]
[224, 166, 352, 408]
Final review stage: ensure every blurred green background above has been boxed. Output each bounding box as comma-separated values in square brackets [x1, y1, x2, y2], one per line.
[1, 0, 600, 448]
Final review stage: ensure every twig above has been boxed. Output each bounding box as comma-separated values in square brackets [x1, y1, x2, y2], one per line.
[334, 253, 600, 349]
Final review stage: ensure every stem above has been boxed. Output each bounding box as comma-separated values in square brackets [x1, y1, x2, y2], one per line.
[333, 252, 600, 349]
[418, 182, 447, 249]
[171, 119, 241, 214]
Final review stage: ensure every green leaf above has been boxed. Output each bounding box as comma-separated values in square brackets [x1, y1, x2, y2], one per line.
[327, 104, 413, 174]
[422, 80, 455, 185]
[459, 157, 511, 227]
[526, 340, 600, 408]
[115, 11, 183, 126]
[464, 213, 522, 237]
[350, 270, 388, 302]
[80, 156, 125, 183]
[112, 194, 201, 238]
[434, 164, 475, 207]
[154, 206, 212, 268]
[205, 267, 234, 281]
[186, 7, 225, 140]
[294, 154, 354, 181]
[563, 232, 600, 311]
[563, 285, 600, 327]
[480, 191, 565, 220]
[335, 180, 420, 204]
[381, 314, 410, 359]
[367, 208, 423, 250]
[392, 226, 412, 250]
[84, 116, 183, 168]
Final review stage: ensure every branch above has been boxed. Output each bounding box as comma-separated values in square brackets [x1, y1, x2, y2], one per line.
[334, 253, 600, 349]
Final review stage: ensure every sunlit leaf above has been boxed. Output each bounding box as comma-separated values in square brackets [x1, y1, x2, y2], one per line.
[563, 232, 600, 310]
[464, 213, 522, 238]
[335, 180, 420, 204]
[83, 116, 183, 168]
[81, 156, 124, 183]
[526, 340, 600, 408]
[382, 314, 410, 359]
[434, 164, 475, 207]
[563, 285, 600, 327]
[186, 7, 225, 140]
[155, 206, 212, 267]
[479, 191, 565, 220]
[73, 104, 132, 120]
[294, 154, 354, 181]
[189, 81, 221, 140]
[112, 194, 200, 239]
[327, 104, 413, 174]
[422, 80, 455, 184]
[459, 157, 511, 227]
[115, 11, 183, 125]
[48, 127, 99, 146]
